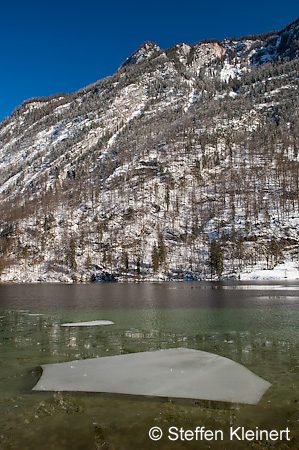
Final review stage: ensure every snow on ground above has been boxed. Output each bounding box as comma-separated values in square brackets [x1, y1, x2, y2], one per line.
[240, 260, 299, 280]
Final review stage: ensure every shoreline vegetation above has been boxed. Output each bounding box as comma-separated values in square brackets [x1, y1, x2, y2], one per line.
[1, 259, 299, 283]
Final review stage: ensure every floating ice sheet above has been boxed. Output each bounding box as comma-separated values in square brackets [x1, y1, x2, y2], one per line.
[33, 348, 271, 404]
[60, 320, 114, 327]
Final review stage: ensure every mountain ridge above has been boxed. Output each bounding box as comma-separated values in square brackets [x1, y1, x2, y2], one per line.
[120, 17, 299, 71]
[3, 16, 299, 124]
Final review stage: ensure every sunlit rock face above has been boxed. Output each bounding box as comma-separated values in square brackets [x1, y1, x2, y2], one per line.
[33, 348, 271, 405]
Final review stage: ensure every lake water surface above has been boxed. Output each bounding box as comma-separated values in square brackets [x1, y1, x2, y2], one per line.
[0, 282, 298, 449]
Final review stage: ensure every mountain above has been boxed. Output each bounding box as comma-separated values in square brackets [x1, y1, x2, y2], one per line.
[1, 18, 299, 282]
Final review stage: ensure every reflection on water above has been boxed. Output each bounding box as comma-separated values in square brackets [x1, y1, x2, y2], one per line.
[0, 282, 298, 449]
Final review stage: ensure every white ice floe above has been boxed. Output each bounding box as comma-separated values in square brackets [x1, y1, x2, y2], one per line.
[60, 320, 114, 327]
[32, 348, 271, 404]
[27, 313, 44, 316]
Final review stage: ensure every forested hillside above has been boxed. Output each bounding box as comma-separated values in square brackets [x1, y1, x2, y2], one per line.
[0, 18, 299, 282]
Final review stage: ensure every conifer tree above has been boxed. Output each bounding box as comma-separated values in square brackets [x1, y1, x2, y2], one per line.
[158, 232, 166, 264]
[209, 239, 224, 279]
[152, 243, 159, 273]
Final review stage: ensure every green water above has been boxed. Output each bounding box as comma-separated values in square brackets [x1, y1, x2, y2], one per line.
[0, 282, 298, 449]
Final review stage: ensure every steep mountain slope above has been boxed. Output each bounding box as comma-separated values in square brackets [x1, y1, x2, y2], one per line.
[1, 18, 299, 282]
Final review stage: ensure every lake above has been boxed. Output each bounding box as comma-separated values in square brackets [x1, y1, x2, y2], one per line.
[0, 281, 298, 449]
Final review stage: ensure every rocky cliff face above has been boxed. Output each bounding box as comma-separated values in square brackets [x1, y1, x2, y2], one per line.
[0, 18, 299, 282]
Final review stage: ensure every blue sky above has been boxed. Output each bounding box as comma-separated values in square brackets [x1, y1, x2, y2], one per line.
[0, 0, 298, 122]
